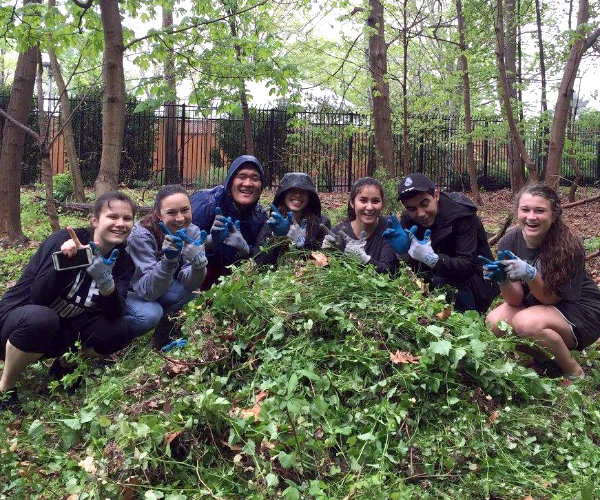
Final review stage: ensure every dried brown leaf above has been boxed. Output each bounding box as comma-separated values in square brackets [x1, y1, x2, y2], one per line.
[163, 431, 182, 446]
[435, 306, 452, 321]
[310, 251, 329, 267]
[390, 350, 421, 365]
[486, 410, 499, 428]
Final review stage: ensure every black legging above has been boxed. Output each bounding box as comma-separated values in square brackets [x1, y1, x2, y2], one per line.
[0, 304, 130, 360]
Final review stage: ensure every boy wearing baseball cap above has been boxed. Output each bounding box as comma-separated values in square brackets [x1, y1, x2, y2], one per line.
[384, 173, 498, 313]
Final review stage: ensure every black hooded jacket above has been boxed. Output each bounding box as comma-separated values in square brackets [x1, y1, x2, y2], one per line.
[401, 192, 498, 311]
[254, 172, 330, 266]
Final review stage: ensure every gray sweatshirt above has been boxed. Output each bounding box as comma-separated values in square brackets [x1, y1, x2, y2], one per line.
[127, 223, 206, 301]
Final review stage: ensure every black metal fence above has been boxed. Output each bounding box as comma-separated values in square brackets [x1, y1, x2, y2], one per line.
[1, 94, 599, 191]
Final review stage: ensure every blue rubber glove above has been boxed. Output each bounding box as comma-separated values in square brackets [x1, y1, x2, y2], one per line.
[407, 226, 439, 268]
[176, 228, 208, 270]
[478, 255, 507, 282]
[500, 254, 537, 282]
[287, 219, 307, 248]
[209, 207, 233, 247]
[158, 221, 184, 261]
[87, 241, 119, 294]
[267, 204, 294, 237]
[382, 214, 410, 255]
[161, 338, 187, 353]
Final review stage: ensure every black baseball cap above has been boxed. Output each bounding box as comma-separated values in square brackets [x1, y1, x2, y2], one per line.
[397, 173, 436, 200]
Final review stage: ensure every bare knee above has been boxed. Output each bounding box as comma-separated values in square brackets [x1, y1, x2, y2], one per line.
[486, 305, 512, 336]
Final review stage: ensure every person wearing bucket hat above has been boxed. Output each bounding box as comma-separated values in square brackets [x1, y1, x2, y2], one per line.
[383, 172, 498, 313]
[190, 155, 268, 289]
[254, 172, 331, 266]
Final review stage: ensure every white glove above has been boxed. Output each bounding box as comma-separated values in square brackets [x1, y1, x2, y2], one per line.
[223, 220, 250, 256]
[342, 230, 371, 264]
[500, 256, 537, 282]
[287, 219, 307, 248]
[407, 227, 439, 268]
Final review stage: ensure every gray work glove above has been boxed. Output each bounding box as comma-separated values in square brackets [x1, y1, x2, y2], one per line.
[223, 220, 250, 256]
[342, 230, 371, 264]
[87, 242, 118, 294]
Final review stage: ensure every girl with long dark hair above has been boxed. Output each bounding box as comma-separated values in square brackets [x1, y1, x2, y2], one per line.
[485, 184, 600, 379]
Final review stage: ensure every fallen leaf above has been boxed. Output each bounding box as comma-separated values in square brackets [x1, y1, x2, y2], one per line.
[390, 350, 421, 365]
[254, 390, 268, 403]
[314, 426, 324, 439]
[310, 251, 329, 267]
[468, 462, 478, 471]
[486, 410, 499, 428]
[220, 440, 243, 452]
[240, 403, 262, 420]
[78, 455, 97, 474]
[163, 431, 182, 446]
[521, 496, 535, 500]
[435, 306, 452, 320]
[415, 278, 428, 294]
[162, 360, 190, 377]
[66, 495, 80, 500]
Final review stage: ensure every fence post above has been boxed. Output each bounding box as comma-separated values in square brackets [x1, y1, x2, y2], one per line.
[483, 122, 489, 179]
[418, 132, 424, 172]
[596, 138, 600, 180]
[268, 109, 275, 188]
[347, 112, 354, 191]
[179, 103, 186, 184]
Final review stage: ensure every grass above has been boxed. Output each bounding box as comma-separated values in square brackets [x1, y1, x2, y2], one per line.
[1, 187, 600, 499]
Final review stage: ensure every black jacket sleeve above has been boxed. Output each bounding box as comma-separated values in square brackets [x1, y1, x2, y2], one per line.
[29, 229, 86, 305]
[432, 216, 479, 278]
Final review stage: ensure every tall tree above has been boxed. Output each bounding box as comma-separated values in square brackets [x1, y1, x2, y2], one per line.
[534, 0, 549, 177]
[162, 2, 180, 184]
[0, 0, 40, 245]
[367, 0, 394, 176]
[456, 0, 482, 204]
[36, 56, 60, 231]
[95, 0, 126, 195]
[545, 0, 600, 188]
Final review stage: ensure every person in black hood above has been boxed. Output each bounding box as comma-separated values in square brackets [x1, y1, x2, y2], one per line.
[383, 173, 498, 313]
[254, 172, 331, 266]
[190, 155, 267, 289]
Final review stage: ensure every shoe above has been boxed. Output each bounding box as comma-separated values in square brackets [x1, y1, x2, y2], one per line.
[49, 358, 82, 389]
[0, 389, 23, 415]
[563, 372, 585, 381]
[152, 317, 181, 351]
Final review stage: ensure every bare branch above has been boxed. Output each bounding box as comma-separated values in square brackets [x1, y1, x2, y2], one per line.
[583, 27, 600, 51]
[0, 107, 40, 142]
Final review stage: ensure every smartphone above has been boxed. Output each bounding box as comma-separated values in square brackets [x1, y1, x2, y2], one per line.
[52, 247, 94, 271]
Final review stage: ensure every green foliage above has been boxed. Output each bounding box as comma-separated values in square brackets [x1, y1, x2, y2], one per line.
[52, 173, 74, 202]
[3, 248, 600, 498]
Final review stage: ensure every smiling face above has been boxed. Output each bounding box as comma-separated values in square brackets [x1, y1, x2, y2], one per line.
[92, 200, 135, 248]
[158, 193, 192, 234]
[283, 188, 309, 214]
[350, 185, 383, 228]
[231, 166, 262, 207]
[401, 190, 440, 228]
[517, 193, 555, 243]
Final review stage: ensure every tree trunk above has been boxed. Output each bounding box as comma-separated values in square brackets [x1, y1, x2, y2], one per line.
[567, 95, 582, 202]
[545, 0, 599, 188]
[36, 58, 60, 232]
[0, 48, 5, 87]
[95, 0, 126, 196]
[495, 0, 536, 192]
[224, 7, 255, 156]
[534, 0, 549, 178]
[0, 0, 40, 245]
[367, 0, 394, 177]
[401, 0, 410, 174]
[162, 5, 180, 184]
[503, 0, 525, 191]
[48, 50, 86, 202]
[456, 0, 482, 205]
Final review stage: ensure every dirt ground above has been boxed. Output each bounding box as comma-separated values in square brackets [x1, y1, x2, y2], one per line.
[272, 187, 600, 284]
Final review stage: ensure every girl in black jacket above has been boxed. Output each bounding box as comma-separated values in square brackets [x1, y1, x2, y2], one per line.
[0, 192, 136, 412]
[254, 172, 330, 266]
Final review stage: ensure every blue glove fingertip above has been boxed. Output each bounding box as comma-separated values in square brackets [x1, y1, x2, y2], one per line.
[423, 229, 432, 241]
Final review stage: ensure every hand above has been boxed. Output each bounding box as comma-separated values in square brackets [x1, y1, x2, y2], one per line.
[61, 227, 86, 258]
[407, 226, 439, 268]
[500, 254, 537, 282]
[267, 204, 293, 237]
[478, 255, 507, 282]
[223, 220, 250, 256]
[320, 224, 346, 251]
[209, 207, 233, 247]
[177, 228, 208, 270]
[342, 230, 371, 264]
[287, 219, 307, 248]
[87, 241, 118, 294]
[158, 221, 184, 261]
[382, 214, 410, 255]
